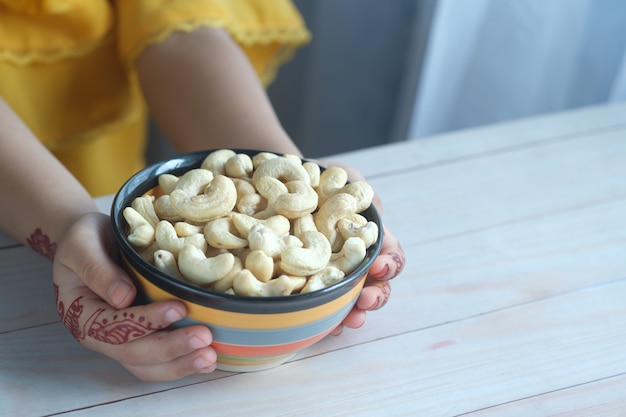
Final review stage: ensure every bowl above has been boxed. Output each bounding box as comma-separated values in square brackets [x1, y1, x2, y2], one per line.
[110, 149, 382, 372]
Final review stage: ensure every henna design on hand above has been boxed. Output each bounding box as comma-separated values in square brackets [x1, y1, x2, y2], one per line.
[86, 310, 158, 344]
[391, 251, 405, 278]
[54, 284, 158, 344]
[61, 296, 86, 340]
[371, 280, 391, 310]
[369, 250, 405, 280]
[27, 228, 56, 260]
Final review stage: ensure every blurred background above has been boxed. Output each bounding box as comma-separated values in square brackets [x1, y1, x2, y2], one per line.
[147, 0, 626, 162]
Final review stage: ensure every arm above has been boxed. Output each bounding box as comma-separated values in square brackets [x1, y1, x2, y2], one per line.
[0, 97, 96, 252]
[0, 96, 216, 381]
[135, 27, 302, 156]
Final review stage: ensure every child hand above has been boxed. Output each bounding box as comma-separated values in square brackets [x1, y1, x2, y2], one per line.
[52, 212, 217, 381]
[323, 162, 405, 335]
[332, 225, 405, 335]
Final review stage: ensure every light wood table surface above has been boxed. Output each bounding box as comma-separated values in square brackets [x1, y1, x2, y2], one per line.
[2, 101, 626, 416]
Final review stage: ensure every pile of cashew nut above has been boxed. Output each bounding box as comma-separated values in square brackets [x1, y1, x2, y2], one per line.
[123, 149, 379, 297]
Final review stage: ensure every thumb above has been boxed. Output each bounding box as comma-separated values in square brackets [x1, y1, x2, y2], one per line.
[54, 212, 136, 309]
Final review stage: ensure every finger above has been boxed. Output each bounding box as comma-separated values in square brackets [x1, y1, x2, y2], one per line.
[368, 226, 405, 281]
[105, 325, 213, 367]
[330, 324, 343, 336]
[123, 346, 217, 382]
[341, 308, 366, 329]
[55, 213, 136, 309]
[356, 279, 392, 311]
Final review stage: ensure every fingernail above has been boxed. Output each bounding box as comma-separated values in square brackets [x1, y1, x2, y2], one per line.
[164, 308, 184, 323]
[369, 263, 389, 279]
[366, 296, 383, 311]
[108, 281, 132, 306]
[193, 356, 214, 371]
[189, 336, 208, 350]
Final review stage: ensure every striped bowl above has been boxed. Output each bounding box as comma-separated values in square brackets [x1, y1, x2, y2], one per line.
[110, 149, 382, 372]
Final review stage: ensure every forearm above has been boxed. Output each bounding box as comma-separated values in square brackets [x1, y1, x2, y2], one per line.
[135, 27, 301, 157]
[0, 97, 97, 256]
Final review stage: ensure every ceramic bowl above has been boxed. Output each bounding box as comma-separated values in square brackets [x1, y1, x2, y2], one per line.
[110, 149, 382, 372]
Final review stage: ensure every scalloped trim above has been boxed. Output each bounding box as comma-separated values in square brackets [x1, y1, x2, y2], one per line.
[0, 30, 113, 66]
[125, 18, 311, 85]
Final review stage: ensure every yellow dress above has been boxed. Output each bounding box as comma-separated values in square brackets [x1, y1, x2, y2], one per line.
[0, 0, 310, 196]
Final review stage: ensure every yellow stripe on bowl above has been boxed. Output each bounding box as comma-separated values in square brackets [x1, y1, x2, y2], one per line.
[130, 264, 366, 330]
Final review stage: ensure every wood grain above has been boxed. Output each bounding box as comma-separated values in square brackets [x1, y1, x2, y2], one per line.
[2, 101, 625, 417]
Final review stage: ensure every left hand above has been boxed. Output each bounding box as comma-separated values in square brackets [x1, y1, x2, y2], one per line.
[332, 227, 405, 335]
[325, 163, 406, 335]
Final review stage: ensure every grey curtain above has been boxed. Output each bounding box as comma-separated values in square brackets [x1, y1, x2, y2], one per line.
[268, 0, 435, 158]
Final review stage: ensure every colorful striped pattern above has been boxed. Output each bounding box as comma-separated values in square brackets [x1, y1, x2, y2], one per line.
[127, 259, 367, 371]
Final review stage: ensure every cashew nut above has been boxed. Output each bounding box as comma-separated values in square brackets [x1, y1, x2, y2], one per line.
[283, 154, 303, 164]
[301, 266, 345, 293]
[317, 166, 348, 204]
[279, 230, 332, 276]
[252, 151, 278, 169]
[224, 153, 253, 179]
[123, 207, 155, 247]
[252, 156, 309, 186]
[230, 213, 291, 238]
[244, 249, 274, 282]
[293, 213, 318, 238]
[155, 220, 207, 257]
[233, 178, 266, 216]
[200, 149, 236, 176]
[154, 249, 184, 280]
[317, 167, 374, 212]
[232, 269, 295, 297]
[273, 180, 318, 219]
[154, 195, 184, 222]
[173, 168, 214, 195]
[131, 195, 160, 228]
[233, 177, 256, 195]
[211, 256, 243, 293]
[178, 244, 235, 285]
[169, 175, 237, 222]
[204, 217, 248, 249]
[279, 274, 308, 293]
[247, 223, 284, 259]
[253, 175, 287, 218]
[339, 182, 375, 212]
[174, 221, 204, 237]
[158, 173, 179, 195]
[314, 193, 358, 250]
[328, 237, 367, 275]
[237, 193, 267, 216]
[303, 161, 321, 187]
[337, 215, 379, 248]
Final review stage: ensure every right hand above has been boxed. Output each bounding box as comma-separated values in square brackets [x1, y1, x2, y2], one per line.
[52, 212, 218, 381]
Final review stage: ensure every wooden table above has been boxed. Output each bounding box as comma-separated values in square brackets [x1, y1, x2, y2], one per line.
[2, 101, 626, 416]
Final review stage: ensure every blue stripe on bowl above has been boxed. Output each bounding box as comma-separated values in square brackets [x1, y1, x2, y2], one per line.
[173, 302, 354, 346]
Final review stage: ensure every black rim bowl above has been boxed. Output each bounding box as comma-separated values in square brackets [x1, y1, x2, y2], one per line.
[111, 149, 383, 314]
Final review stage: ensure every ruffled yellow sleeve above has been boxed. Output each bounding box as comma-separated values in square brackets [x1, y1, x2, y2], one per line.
[0, 0, 112, 64]
[0, 0, 310, 196]
[115, 0, 311, 86]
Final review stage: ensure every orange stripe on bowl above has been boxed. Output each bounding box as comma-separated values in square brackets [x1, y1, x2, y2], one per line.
[213, 329, 331, 358]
